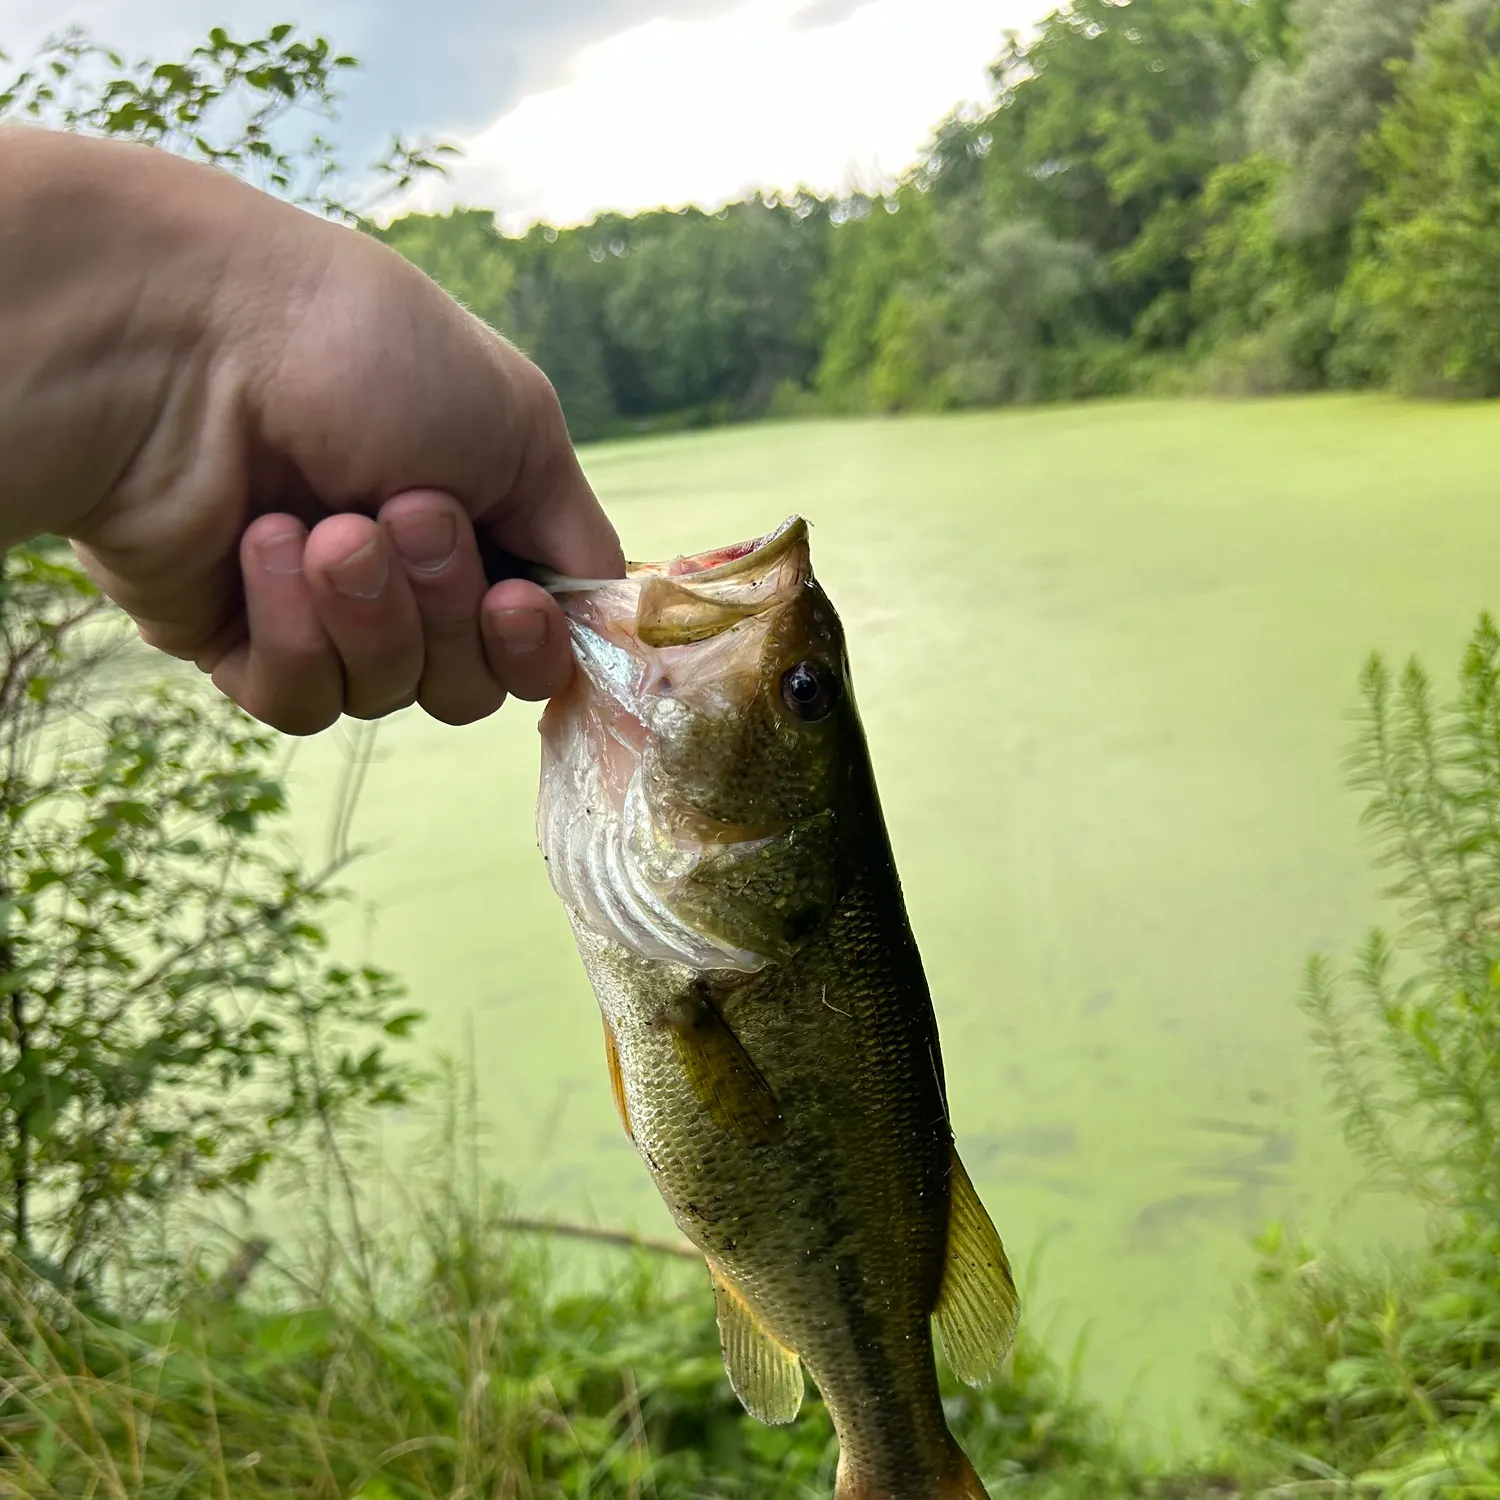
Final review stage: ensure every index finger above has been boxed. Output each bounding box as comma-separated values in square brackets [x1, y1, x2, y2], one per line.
[476, 360, 625, 582]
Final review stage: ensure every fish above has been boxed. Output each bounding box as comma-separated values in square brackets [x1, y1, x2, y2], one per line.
[536, 516, 1018, 1500]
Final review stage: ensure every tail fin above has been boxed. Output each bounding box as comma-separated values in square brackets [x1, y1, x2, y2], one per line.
[833, 1443, 990, 1499]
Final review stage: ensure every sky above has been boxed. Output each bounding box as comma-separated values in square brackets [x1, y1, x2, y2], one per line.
[3, 0, 1046, 229]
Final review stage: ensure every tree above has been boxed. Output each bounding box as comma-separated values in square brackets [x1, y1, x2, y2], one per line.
[941, 214, 1099, 406]
[371, 209, 515, 333]
[814, 193, 943, 410]
[980, 0, 1273, 342]
[1338, 0, 1500, 395]
[0, 28, 441, 1305]
[1247, 0, 1434, 241]
[1187, 155, 1341, 390]
[602, 200, 829, 417]
[0, 23, 454, 219]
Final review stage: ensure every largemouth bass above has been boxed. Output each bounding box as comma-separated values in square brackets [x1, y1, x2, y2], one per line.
[536, 517, 1018, 1500]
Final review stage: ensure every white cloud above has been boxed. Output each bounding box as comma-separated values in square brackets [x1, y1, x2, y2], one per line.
[395, 0, 1040, 230]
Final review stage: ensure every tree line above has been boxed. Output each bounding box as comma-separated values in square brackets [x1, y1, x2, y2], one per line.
[373, 0, 1500, 440]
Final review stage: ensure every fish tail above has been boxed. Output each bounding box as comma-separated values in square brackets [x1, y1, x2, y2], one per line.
[833, 1442, 990, 1499]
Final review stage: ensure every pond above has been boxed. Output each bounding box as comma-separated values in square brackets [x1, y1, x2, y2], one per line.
[283, 395, 1500, 1443]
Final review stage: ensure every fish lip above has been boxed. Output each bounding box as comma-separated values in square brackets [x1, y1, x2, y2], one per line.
[630, 515, 808, 585]
[542, 516, 808, 595]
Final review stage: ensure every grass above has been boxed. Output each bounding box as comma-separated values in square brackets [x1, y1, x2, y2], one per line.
[0, 1086, 1148, 1500]
[276, 395, 1500, 1440]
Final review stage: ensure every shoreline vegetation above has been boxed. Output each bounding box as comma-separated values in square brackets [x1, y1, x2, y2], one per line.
[368, 0, 1500, 446]
[2, 3, 1499, 1493]
[2, 463, 1496, 1498]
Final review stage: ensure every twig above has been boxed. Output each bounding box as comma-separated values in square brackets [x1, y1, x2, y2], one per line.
[498, 1217, 701, 1262]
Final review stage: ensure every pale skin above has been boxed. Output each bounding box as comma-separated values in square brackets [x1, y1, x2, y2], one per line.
[0, 125, 625, 735]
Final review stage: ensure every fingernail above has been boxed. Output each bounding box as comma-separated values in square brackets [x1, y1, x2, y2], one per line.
[258, 529, 304, 577]
[490, 607, 547, 653]
[388, 508, 458, 573]
[328, 538, 389, 600]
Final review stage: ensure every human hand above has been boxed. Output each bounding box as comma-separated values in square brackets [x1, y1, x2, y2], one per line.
[2, 128, 623, 734]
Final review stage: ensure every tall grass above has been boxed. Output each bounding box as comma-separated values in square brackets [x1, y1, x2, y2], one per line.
[0, 1071, 1146, 1499]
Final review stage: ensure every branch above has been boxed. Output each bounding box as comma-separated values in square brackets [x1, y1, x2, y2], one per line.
[497, 1216, 701, 1262]
[114, 851, 358, 1011]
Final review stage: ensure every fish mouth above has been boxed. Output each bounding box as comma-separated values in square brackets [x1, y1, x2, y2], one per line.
[550, 515, 810, 720]
[543, 515, 809, 596]
[536, 519, 811, 973]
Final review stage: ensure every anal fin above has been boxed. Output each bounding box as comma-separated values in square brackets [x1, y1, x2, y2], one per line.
[933, 1148, 1019, 1386]
[707, 1259, 803, 1425]
[602, 1016, 633, 1142]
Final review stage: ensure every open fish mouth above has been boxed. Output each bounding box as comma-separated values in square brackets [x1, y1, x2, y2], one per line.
[539, 515, 809, 595]
[536, 519, 811, 974]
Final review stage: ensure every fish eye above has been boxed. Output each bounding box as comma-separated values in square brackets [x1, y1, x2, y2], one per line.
[780, 660, 839, 722]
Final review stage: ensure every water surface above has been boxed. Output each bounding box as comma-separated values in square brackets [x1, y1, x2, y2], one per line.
[285, 397, 1500, 1440]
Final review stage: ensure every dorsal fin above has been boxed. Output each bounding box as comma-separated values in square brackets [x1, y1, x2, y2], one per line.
[707, 1259, 803, 1424]
[932, 1149, 1019, 1386]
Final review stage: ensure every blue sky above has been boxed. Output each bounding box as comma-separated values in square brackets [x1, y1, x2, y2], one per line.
[4, 0, 1045, 227]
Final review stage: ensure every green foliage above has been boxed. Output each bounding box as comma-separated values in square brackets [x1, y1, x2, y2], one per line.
[0, 1083, 1162, 1500]
[370, 200, 829, 440]
[814, 195, 1099, 412]
[371, 209, 515, 331]
[1308, 620, 1500, 1213]
[940, 214, 1100, 406]
[812, 0, 1294, 413]
[1340, 2, 1500, 396]
[1219, 1222, 1500, 1492]
[352, 0, 1500, 421]
[1247, 0, 1433, 241]
[1188, 156, 1339, 392]
[979, 0, 1268, 338]
[0, 546, 417, 1303]
[0, 23, 454, 219]
[1216, 616, 1500, 1494]
[814, 193, 942, 411]
[601, 200, 829, 417]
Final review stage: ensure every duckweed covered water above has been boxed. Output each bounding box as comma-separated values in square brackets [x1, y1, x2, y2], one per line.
[282, 396, 1500, 1442]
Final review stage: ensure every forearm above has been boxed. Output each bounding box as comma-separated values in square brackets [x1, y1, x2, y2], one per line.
[0, 128, 254, 548]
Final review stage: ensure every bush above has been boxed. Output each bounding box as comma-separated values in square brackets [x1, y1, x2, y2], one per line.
[1216, 616, 1500, 1494]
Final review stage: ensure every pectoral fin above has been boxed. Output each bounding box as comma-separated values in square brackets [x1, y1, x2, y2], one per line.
[666, 984, 783, 1145]
[602, 1016, 633, 1142]
[933, 1149, 1019, 1386]
[708, 1259, 803, 1424]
